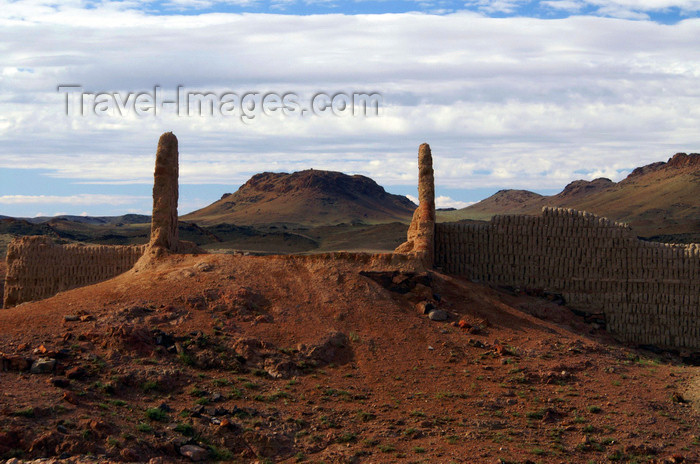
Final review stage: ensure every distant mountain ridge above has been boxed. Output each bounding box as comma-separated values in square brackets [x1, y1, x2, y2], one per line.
[6, 214, 152, 225]
[439, 152, 700, 240]
[183, 169, 417, 226]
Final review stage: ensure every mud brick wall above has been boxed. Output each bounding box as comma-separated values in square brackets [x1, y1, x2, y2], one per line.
[3, 236, 145, 308]
[435, 207, 700, 350]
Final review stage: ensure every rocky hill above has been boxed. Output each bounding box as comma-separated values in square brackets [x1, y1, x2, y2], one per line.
[440, 153, 700, 240]
[183, 169, 416, 226]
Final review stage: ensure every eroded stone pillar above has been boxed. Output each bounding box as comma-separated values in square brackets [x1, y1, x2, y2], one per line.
[395, 143, 436, 267]
[149, 132, 179, 251]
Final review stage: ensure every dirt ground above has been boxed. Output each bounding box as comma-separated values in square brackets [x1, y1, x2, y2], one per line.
[0, 252, 698, 463]
[0, 261, 5, 309]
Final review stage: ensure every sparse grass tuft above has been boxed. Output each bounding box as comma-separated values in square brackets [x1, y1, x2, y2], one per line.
[145, 408, 168, 422]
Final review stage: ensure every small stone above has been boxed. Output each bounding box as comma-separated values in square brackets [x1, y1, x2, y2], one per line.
[180, 444, 209, 461]
[4, 355, 32, 371]
[253, 314, 272, 324]
[428, 309, 448, 321]
[194, 262, 214, 272]
[30, 357, 56, 374]
[35, 344, 49, 354]
[63, 392, 79, 405]
[190, 405, 206, 417]
[120, 447, 143, 461]
[415, 301, 435, 315]
[50, 377, 71, 388]
[411, 283, 434, 301]
[57, 424, 68, 434]
[64, 315, 79, 322]
[66, 366, 87, 380]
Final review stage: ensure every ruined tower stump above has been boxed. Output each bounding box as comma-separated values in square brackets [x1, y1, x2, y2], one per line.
[149, 132, 180, 252]
[395, 143, 436, 267]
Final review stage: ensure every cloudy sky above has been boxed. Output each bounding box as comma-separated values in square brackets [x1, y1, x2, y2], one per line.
[1, 0, 699, 217]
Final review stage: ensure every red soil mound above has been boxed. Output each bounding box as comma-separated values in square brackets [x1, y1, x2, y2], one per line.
[0, 253, 697, 463]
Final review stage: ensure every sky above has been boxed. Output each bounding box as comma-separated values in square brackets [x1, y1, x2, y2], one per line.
[1, 0, 699, 217]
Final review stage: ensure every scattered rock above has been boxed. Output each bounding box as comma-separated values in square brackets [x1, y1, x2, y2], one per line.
[457, 320, 483, 334]
[428, 309, 448, 321]
[494, 343, 515, 357]
[254, 314, 272, 324]
[416, 301, 435, 315]
[64, 315, 79, 322]
[120, 447, 143, 461]
[180, 444, 209, 461]
[2, 354, 32, 371]
[30, 357, 56, 374]
[244, 430, 294, 460]
[28, 430, 62, 454]
[671, 392, 687, 403]
[625, 444, 658, 456]
[411, 283, 434, 301]
[195, 262, 214, 272]
[153, 330, 175, 349]
[63, 391, 80, 405]
[50, 377, 71, 388]
[302, 331, 349, 365]
[0, 429, 24, 457]
[359, 271, 431, 294]
[264, 357, 298, 379]
[66, 366, 87, 380]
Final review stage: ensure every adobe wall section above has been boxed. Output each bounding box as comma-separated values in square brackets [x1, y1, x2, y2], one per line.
[3, 236, 145, 308]
[435, 207, 700, 350]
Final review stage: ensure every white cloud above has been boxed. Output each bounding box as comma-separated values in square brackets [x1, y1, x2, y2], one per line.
[436, 196, 475, 209]
[465, 0, 527, 13]
[162, 0, 260, 10]
[594, 4, 651, 19]
[0, 194, 149, 205]
[405, 194, 476, 209]
[0, 5, 699, 215]
[541, 0, 585, 11]
[584, 0, 700, 12]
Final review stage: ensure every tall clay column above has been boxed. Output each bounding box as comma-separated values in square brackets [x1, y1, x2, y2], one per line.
[417, 142, 436, 227]
[149, 132, 179, 251]
[395, 143, 436, 267]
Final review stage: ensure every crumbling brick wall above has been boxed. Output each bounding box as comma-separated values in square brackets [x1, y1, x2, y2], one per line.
[3, 236, 145, 308]
[435, 207, 700, 350]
